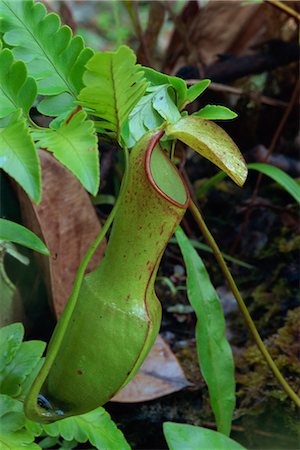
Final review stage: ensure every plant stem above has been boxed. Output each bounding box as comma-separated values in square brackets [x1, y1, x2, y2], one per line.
[189, 200, 300, 407]
[265, 0, 300, 21]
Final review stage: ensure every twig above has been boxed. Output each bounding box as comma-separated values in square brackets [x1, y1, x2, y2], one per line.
[186, 79, 288, 108]
[189, 200, 300, 408]
[265, 0, 300, 21]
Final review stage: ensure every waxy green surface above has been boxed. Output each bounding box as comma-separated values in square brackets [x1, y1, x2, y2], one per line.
[25, 131, 189, 422]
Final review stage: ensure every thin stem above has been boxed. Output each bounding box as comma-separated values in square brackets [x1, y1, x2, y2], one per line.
[265, 0, 300, 21]
[189, 200, 300, 407]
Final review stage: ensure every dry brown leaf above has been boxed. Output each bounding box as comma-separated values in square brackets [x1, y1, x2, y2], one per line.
[112, 334, 190, 403]
[164, 0, 263, 72]
[17, 150, 105, 318]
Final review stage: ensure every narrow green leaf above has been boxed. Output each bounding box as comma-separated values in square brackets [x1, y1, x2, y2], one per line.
[176, 227, 235, 436]
[0, 110, 41, 202]
[43, 406, 130, 450]
[0, 0, 93, 115]
[0, 48, 37, 119]
[186, 79, 211, 104]
[78, 45, 148, 143]
[194, 104, 237, 120]
[165, 115, 247, 186]
[163, 423, 246, 450]
[188, 239, 254, 269]
[248, 162, 300, 203]
[198, 164, 300, 204]
[0, 219, 49, 255]
[34, 110, 99, 195]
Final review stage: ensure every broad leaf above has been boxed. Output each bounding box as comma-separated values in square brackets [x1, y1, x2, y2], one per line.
[0, 323, 23, 369]
[0, 48, 37, 119]
[142, 66, 187, 109]
[34, 111, 99, 195]
[163, 423, 246, 450]
[0, 0, 93, 115]
[248, 162, 300, 203]
[43, 407, 130, 450]
[0, 110, 41, 202]
[126, 85, 180, 147]
[176, 227, 235, 436]
[0, 394, 40, 449]
[165, 115, 247, 186]
[0, 338, 45, 398]
[194, 104, 237, 120]
[0, 219, 49, 255]
[186, 80, 211, 104]
[78, 45, 148, 143]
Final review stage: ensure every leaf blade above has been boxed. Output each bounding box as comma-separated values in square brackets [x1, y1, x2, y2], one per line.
[0, 110, 41, 202]
[0, 219, 49, 255]
[34, 110, 99, 195]
[0, 48, 37, 119]
[78, 45, 148, 143]
[248, 162, 300, 203]
[175, 227, 235, 436]
[163, 422, 246, 450]
[194, 104, 237, 120]
[0, 0, 93, 116]
[165, 115, 247, 186]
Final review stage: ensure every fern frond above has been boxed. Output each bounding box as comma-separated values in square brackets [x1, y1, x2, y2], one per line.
[78, 45, 148, 144]
[0, 48, 37, 119]
[33, 111, 99, 195]
[0, 109, 41, 202]
[0, 0, 93, 115]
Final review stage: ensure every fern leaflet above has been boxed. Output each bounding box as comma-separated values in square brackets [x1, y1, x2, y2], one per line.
[78, 45, 148, 144]
[0, 110, 41, 202]
[0, 48, 37, 119]
[33, 111, 99, 195]
[0, 0, 93, 115]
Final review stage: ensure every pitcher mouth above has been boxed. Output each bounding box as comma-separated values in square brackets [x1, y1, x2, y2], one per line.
[145, 130, 190, 209]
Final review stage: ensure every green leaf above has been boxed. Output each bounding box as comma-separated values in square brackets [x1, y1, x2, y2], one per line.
[175, 227, 235, 436]
[0, 219, 49, 255]
[186, 79, 211, 104]
[126, 85, 180, 147]
[0, 48, 37, 119]
[194, 105, 237, 120]
[0, 110, 41, 202]
[37, 93, 74, 117]
[165, 115, 247, 187]
[198, 164, 300, 204]
[0, 323, 23, 370]
[0, 395, 40, 449]
[152, 86, 181, 123]
[78, 45, 148, 143]
[163, 423, 246, 450]
[34, 110, 99, 195]
[248, 163, 300, 203]
[142, 66, 187, 109]
[0, 0, 93, 115]
[0, 339, 46, 397]
[43, 406, 130, 450]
